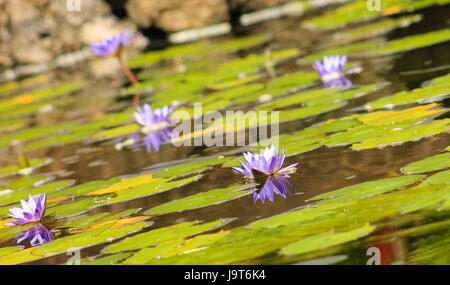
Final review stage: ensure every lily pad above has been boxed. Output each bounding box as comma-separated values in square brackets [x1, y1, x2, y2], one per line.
[401, 153, 450, 174]
[365, 73, 450, 110]
[369, 29, 450, 56]
[144, 184, 254, 215]
[105, 219, 231, 254]
[280, 224, 375, 256]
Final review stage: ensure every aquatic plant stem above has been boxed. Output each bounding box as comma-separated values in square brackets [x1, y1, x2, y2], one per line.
[118, 56, 141, 107]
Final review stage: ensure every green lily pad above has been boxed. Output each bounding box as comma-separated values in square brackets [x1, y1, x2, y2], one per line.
[365, 73, 450, 110]
[401, 153, 450, 174]
[82, 252, 134, 265]
[106, 175, 201, 204]
[408, 227, 450, 265]
[422, 169, 450, 185]
[123, 230, 230, 265]
[400, 184, 450, 214]
[332, 15, 422, 45]
[145, 184, 254, 215]
[311, 175, 426, 203]
[153, 157, 232, 178]
[370, 29, 450, 56]
[303, 0, 450, 30]
[2, 175, 49, 190]
[0, 158, 51, 177]
[105, 219, 231, 254]
[352, 119, 450, 149]
[280, 224, 375, 256]
[61, 208, 141, 229]
[32, 221, 148, 258]
[0, 180, 74, 207]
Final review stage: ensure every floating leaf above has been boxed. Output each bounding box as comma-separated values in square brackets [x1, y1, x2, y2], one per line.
[0, 180, 74, 207]
[145, 184, 253, 215]
[365, 74, 450, 110]
[0, 158, 51, 178]
[20, 221, 149, 263]
[331, 15, 422, 45]
[87, 174, 163, 196]
[153, 157, 232, 178]
[400, 184, 450, 214]
[82, 216, 150, 232]
[310, 175, 425, 203]
[61, 208, 141, 229]
[105, 219, 231, 254]
[208, 74, 261, 91]
[123, 230, 230, 265]
[353, 119, 449, 150]
[303, 0, 450, 30]
[401, 153, 450, 174]
[408, 228, 450, 265]
[369, 29, 450, 56]
[82, 252, 133, 265]
[422, 170, 450, 185]
[280, 224, 375, 256]
[107, 175, 201, 204]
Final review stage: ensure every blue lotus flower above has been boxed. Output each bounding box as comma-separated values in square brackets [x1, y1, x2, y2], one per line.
[233, 146, 299, 203]
[15, 223, 53, 247]
[134, 103, 174, 152]
[6, 194, 46, 226]
[313, 55, 353, 88]
[233, 146, 298, 177]
[90, 30, 133, 57]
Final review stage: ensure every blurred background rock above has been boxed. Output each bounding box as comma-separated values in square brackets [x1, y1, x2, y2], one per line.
[0, 0, 296, 70]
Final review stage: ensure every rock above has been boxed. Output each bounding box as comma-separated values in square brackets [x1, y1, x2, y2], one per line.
[8, 0, 40, 25]
[229, 0, 296, 13]
[0, 0, 298, 72]
[80, 17, 130, 44]
[125, 0, 298, 32]
[126, 0, 229, 32]
[89, 57, 121, 78]
[13, 45, 52, 64]
[0, 0, 138, 70]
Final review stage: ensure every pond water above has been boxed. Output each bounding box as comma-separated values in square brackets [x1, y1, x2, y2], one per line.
[0, 0, 449, 265]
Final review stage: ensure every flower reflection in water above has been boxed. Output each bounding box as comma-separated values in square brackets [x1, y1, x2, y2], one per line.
[15, 223, 53, 247]
[251, 174, 294, 203]
[322, 76, 352, 88]
[312, 55, 353, 89]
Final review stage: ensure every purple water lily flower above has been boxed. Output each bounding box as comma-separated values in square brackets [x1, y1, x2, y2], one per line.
[16, 223, 53, 247]
[233, 146, 299, 203]
[233, 146, 298, 178]
[312, 55, 353, 88]
[6, 194, 46, 226]
[134, 103, 174, 152]
[90, 30, 133, 57]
